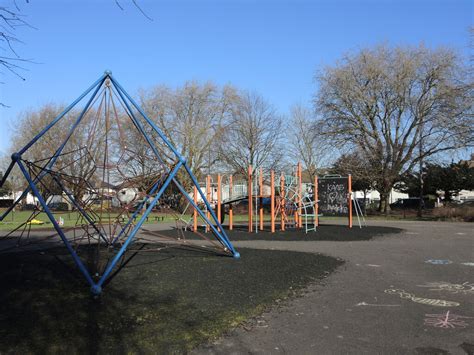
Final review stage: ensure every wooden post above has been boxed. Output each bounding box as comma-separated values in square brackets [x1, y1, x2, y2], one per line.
[206, 175, 211, 232]
[298, 162, 303, 228]
[248, 165, 253, 232]
[217, 174, 221, 231]
[229, 175, 233, 230]
[270, 170, 275, 233]
[348, 174, 353, 229]
[314, 175, 318, 227]
[259, 167, 264, 231]
[280, 173, 285, 231]
[193, 186, 198, 232]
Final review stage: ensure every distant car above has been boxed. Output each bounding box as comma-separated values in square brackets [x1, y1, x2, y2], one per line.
[390, 198, 434, 210]
[21, 203, 38, 211]
[47, 202, 69, 211]
[0, 199, 13, 208]
[460, 200, 474, 207]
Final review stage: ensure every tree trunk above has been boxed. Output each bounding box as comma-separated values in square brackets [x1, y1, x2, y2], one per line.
[363, 190, 367, 214]
[444, 190, 451, 205]
[378, 191, 391, 214]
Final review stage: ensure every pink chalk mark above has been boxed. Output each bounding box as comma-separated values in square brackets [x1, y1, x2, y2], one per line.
[424, 311, 472, 329]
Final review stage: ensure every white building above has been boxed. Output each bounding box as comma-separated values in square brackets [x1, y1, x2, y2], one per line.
[353, 189, 409, 204]
[449, 190, 474, 202]
[12, 191, 39, 205]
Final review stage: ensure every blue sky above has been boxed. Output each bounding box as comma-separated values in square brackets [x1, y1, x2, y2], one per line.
[0, 0, 471, 155]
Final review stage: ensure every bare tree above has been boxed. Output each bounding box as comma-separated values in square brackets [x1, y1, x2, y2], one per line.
[219, 91, 284, 177]
[114, 0, 153, 21]
[288, 104, 334, 181]
[139, 81, 238, 183]
[0, 2, 34, 101]
[315, 44, 473, 212]
[7, 103, 110, 197]
[0, 0, 150, 107]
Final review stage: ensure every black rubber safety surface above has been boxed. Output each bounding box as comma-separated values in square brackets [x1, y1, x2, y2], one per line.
[0, 243, 343, 353]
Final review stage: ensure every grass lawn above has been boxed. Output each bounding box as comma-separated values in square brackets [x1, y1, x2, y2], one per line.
[0, 244, 343, 353]
[0, 209, 178, 231]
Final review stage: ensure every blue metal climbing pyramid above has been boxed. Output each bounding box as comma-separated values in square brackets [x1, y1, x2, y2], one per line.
[0, 71, 239, 294]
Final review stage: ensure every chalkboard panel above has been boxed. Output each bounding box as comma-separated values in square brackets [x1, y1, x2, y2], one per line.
[318, 177, 349, 216]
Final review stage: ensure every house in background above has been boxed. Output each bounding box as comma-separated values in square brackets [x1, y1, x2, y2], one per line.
[353, 189, 409, 206]
[454, 153, 474, 202]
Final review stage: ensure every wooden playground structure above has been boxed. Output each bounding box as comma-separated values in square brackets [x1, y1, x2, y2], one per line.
[183, 162, 363, 233]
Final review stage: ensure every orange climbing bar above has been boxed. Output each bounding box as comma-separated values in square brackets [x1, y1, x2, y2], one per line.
[271, 170, 275, 233]
[294, 165, 298, 228]
[259, 167, 264, 231]
[248, 165, 253, 232]
[314, 175, 319, 227]
[298, 162, 303, 228]
[280, 172, 285, 231]
[206, 175, 211, 232]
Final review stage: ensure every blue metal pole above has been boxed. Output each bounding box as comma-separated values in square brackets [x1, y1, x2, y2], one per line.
[172, 178, 237, 254]
[2, 76, 107, 221]
[16, 159, 95, 287]
[0, 160, 14, 187]
[109, 75, 184, 162]
[110, 75, 239, 258]
[181, 165, 239, 257]
[19, 73, 107, 155]
[109, 80, 167, 167]
[110, 174, 166, 245]
[51, 175, 109, 245]
[47, 76, 107, 169]
[94, 161, 183, 294]
[0, 161, 20, 221]
[107, 80, 174, 245]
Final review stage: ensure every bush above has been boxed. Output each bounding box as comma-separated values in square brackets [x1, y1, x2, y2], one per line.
[431, 206, 474, 222]
[48, 202, 69, 211]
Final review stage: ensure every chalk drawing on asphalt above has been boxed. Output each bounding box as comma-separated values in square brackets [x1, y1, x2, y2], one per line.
[418, 282, 474, 295]
[424, 311, 472, 329]
[425, 259, 453, 265]
[384, 288, 460, 307]
[460, 262, 474, 267]
[356, 302, 400, 307]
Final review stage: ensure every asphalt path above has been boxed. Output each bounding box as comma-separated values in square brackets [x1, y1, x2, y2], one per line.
[195, 220, 474, 355]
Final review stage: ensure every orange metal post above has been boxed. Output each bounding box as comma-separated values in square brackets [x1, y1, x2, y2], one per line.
[217, 174, 222, 231]
[280, 173, 285, 231]
[270, 170, 275, 233]
[294, 166, 298, 228]
[297, 162, 302, 228]
[248, 165, 253, 232]
[259, 167, 264, 231]
[193, 186, 198, 232]
[314, 175, 319, 227]
[229, 175, 233, 230]
[348, 174, 353, 229]
[206, 175, 211, 232]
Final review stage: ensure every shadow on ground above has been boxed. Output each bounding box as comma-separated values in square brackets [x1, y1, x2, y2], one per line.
[176, 224, 403, 241]
[0, 244, 343, 353]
